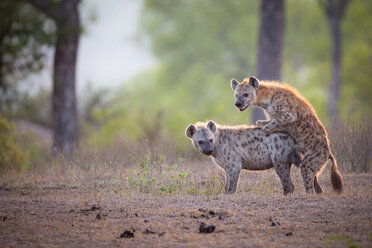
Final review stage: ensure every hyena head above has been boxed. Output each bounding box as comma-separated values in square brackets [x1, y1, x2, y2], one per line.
[185, 121, 217, 156]
[231, 76, 260, 111]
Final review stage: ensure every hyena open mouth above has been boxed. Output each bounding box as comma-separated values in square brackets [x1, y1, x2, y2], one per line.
[239, 104, 249, 112]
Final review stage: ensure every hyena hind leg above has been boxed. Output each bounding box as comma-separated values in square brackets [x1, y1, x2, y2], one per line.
[314, 175, 323, 194]
[274, 162, 295, 195]
[288, 150, 302, 168]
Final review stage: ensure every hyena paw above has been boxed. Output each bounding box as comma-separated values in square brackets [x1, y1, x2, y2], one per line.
[262, 125, 275, 134]
[256, 120, 270, 127]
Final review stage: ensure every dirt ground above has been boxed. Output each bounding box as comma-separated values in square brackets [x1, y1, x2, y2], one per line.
[0, 172, 371, 248]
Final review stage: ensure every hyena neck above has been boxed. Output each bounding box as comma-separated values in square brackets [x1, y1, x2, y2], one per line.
[211, 130, 223, 158]
[255, 83, 274, 109]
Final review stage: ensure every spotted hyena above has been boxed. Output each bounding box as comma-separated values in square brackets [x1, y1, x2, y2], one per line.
[231, 76, 344, 194]
[185, 120, 300, 195]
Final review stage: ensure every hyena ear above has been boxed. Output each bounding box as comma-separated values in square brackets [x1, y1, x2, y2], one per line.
[185, 124, 196, 138]
[207, 121, 217, 134]
[231, 78, 239, 91]
[248, 76, 260, 90]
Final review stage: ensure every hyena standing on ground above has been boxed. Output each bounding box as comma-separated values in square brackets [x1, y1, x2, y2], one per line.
[230, 76, 344, 194]
[186, 121, 300, 195]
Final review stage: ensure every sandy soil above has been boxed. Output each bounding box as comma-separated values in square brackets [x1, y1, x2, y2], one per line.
[0, 173, 371, 248]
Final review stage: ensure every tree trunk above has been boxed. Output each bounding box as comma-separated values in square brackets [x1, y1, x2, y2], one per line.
[328, 17, 341, 124]
[320, 0, 350, 125]
[52, 2, 80, 153]
[26, 0, 80, 153]
[253, 0, 285, 123]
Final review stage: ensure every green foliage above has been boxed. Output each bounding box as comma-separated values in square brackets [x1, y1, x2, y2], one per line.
[102, 0, 370, 150]
[0, 0, 55, 110]
[11, 87, 52, 127]
[141, 0, 259, 79]
[0, 117, 29, 170]
[284, 0, 331, 121]
[325, 234, 360, 248]
[125, 151, 225, 195]
[340, 0, 372, 120]
[87, 1, 263, 149]
[5, 0, 368, 157]
[125, 151, 196, 195]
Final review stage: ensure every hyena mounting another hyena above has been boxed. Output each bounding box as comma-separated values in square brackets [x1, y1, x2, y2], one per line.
[185, 120, 300, 195]
[231, 76, 343, 194]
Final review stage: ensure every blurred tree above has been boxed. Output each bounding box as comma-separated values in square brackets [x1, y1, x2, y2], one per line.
[140, 0, 260, 125]
[26, 0, 81, 153]
[0, 0, 54, 111]
[252, 0, 285, 123]
[90, 0, 371, 151]
[340, 0, 372, 119]
[319, 0, 350, 125]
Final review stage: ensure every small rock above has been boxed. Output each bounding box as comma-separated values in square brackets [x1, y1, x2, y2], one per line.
[200, 214, 209, 219]
[134, 213, 139, 217]
[144, 219, 149, 223]
[120, 230, 134, 238]
[208, 210, 216, 215]
[96, 213, 101, 220]
[217, 212, 229, 220]
[143, 229, 156, 234]
[198, 208, 207, 213]
[286, 232, 293, 236]
[199, 222, 216, 233]
[79, 204, 101, 213]
[158, 232, 165, 237]
[271, 221, 279, 226]
[91, 204, 100, 211]
[2, 216, 8, 221]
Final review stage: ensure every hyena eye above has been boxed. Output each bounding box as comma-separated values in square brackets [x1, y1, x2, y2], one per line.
[198, 140, 203, 145]
[243, 93, 249, 97]
[209, 139, 213, 143]
[235, 94, 238, 98]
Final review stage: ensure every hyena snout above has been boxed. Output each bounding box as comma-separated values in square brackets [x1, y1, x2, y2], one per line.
[235, 97, 249, 111]
[199, 143, 213, 155]
[203, 150, 213, 155]
[235, 99, 243, 108]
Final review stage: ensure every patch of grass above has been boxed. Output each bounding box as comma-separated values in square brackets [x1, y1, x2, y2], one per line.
[125, 151, 223, 195]
[326, 234, 360, 248]
[0, 117, 29, 171]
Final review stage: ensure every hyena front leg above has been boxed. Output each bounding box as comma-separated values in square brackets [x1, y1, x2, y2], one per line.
[256, 119, 271, 127]
[263, 109, 296, 134]
[224, 164, 241, 194]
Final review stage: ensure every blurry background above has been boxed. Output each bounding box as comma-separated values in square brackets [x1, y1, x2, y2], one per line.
[0, 0, 371, 173]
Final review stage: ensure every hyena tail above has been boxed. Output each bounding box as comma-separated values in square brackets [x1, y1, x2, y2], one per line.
[288, 150, 301, 168]
[329, 153, 344, 194]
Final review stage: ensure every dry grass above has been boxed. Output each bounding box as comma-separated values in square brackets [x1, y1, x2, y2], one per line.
[1, 120, 372, 247]
[328, 119, 372, 172]
[0, 151, 372, 247]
